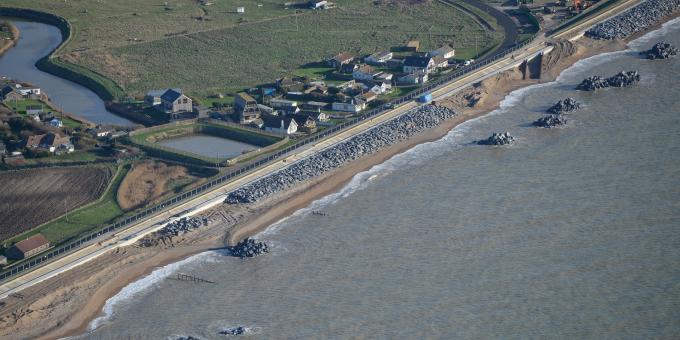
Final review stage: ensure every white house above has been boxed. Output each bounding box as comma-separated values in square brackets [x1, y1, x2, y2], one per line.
[403, 56, 435, 74]
[25, 105, 43, 116]
[332, 98, 366, 113]
[374, 72, 393, 83]
[370, 81, 392, 95]
[50, 118, 63, 128]
[310, 0, 328, 9]
[263, 116, 298, 135]
[428, 45, 455, 59]
[397, 71, 429, 85]
[13, 84, 41, 96]
[353, 65, 380, 82]
[236, 6, 245, 13]
[365, 51, 393, 65]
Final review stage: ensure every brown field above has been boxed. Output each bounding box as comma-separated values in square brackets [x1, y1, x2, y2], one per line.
[0, 167, 113, 242]
[116, 161, 195, 211]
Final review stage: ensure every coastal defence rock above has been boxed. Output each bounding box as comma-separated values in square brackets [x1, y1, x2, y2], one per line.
[225, 105, 456, 204]
[138, 217, 206, 247]
[219, 326, 247, 336]
[585, 0, 680, 40]
[228, 238, 269, 258]
[533, 115, 568, 128]
[643, 42, 679, 59]
[547, 97, 581, 114]
[576, 71, 640, 91]
[477, 132, 515, 145]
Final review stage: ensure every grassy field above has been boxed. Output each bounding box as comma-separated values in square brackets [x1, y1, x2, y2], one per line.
[3, 99, 83, 128]
[2, 0, 496, 99]
[0, 166, 114, 244]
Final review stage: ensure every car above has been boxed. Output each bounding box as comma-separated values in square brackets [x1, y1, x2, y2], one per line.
[383, 103, 395, 109]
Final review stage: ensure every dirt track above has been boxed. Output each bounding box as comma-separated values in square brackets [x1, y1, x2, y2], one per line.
[0, 167, 113, 242]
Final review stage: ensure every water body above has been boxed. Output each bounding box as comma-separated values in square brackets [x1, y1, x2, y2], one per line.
[0, 19, 132, 126]
[158, 135, 260, 160]
[83, 20, 680, 339]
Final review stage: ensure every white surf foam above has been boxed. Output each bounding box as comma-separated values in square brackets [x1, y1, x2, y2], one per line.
[628, 16, 680, 50]
[87, 251, 215, 332]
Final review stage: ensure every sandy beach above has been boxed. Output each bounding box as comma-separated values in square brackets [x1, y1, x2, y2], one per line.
[0, 14, 674, 338]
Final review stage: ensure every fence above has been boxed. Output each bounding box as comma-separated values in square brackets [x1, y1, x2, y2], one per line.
[0, 33, 539, 284]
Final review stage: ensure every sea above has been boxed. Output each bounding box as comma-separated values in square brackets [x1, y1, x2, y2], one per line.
[78, 19, 680, 339]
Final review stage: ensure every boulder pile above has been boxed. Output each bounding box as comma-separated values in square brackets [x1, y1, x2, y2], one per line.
[225, 105, 456, 204]
[138, 217, 206, 247]
[219, 326, 247, 336]
[227, 238, 269, 258]
[477, 132, 515, 145]
[533, 115, 568, 128]
[643, 42, 679, 59]
[585, 0, 680, 40]
[576, 71, 640, 91]
[547, 98, 581, 114]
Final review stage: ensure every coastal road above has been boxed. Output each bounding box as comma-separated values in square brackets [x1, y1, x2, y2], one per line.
[0, 0, 641, 301]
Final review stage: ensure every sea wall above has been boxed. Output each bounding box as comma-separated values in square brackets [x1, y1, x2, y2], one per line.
[585, 0, 680, 39]
[226, 105, 457, 204]
[0, 7, 126, 101]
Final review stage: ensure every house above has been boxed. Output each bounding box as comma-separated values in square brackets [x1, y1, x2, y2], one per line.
[90, 125, 114, 138]
[405, 40, 420, 52]
[432, 56, 449, 69]
[327, 52, 354, 69]
[366, 51, 393, 65]
[291, 114, 317, 133]
[1, 89, 23, 102]
[398, 71, 429, 85]
[370, 81, 392, 95]
[309, 0, 328, 9]
[257, 103, 275, 115]
[25, 105, 43, 116]
[386, 58, 404, 70]
[269, 99, 299, 115]
[25, 133, 73, 153]
[304, 84, 328, 95]
[6, 234, 51, 260]
[276, 77, 296, 90]
[235, 92, 261, 123]
[248, 118, 264, 129]
[332, 97, 365, 113]
[302, 101, 328, 111]
[50, 118, 63, 128]
[428, 45, 456, 59]
[299, 109, 328, 122]
[2, 83, 41, 98]
[353, 65, 380, 82]
[341, 63, 359, 74]
[159, 89, 192, 114]
[27, 111, 41, 122]
[374, 72, 393, 83]
[263, 116, 298, 135]
[236, 6, 245, 13]
[403, 56, 436, 74]
[145, 88, 180, 106]
[359, 91, 378, 102]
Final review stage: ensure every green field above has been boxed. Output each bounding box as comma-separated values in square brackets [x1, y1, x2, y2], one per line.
[2, 0, 497, 100]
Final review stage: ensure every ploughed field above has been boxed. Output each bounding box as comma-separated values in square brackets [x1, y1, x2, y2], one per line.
[1, 0, 494, 96]
[0, 167, 113, 241]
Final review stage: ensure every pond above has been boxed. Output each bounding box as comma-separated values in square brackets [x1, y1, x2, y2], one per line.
[158, 134, 261, 160]
[0, 19, 133, 126]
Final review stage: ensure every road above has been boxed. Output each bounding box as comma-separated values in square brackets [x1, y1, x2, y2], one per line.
[0, 0, 640, 301]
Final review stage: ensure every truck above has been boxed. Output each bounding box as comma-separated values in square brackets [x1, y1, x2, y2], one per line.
[418, 92, 432, 103]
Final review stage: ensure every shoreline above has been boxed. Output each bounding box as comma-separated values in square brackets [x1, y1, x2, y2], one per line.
[0, 11, 676, 339]
[0, 20, 19, 57]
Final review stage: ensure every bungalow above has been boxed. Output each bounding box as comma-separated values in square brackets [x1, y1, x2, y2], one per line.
[145, 88, 180, 106]
[299, 109, 328, 122]
[159, 89, 192, 114]
[2, 83, 41, 97]
[6, 234, 51, 260]
[302, 101, 328, 111]
[341, 63, 359, 74]
[25, 105, 43, 116]
[309, 0, 328, 9]
[25, 132, 73, 153]
[365, 51, 393, 65]
[90, 125, 114, 138]
[1, 89, 23, 102]
[353, 65, 380, 82]
[370, 81, 392, 95]
[327, 52, 354, 69]
[291, 114, 317, 133]
[50, 118, 63, 128]
[304, 84, 328, 95]
[269, 99, 299, 115]
[263, 116, 298, 135]
[403, 56, 435, 74]
[374, 72, 393, 83]
[235, 92, 261, 123]
[432, 56, 449, 69]
[359, 91, 378, 102]
[332, 97, 365, 113]
[397, 71, 429, 85]
[428, 45, 456, 59]
[276, 76, 297, 90]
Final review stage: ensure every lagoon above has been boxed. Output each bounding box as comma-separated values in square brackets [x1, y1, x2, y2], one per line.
[158, 134, 260, 160]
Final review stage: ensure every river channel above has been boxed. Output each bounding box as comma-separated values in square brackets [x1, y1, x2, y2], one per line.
[0, 19, 133, 126]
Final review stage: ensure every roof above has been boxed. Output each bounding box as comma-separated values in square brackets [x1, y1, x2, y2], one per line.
[432, 56, 448, 65]
[433, 45, 454, 54]
[333, 52, 354, 62]
[25, 105, 42, 110]
[361, 91, 377, 99]
[262, 115, 297, 129]
[160, 89, 183, 102]
[406, 40, 420, 48]
[236, 92, 256, 103]
[147, 88, 180, 97]
[356, 64, 375, 73]
[370, 51, 392, 59]
[42, 132, 69, 147]
[13, 234, 50, 254]
[403, 56, 433, 68]
[26, 134, 46, 146]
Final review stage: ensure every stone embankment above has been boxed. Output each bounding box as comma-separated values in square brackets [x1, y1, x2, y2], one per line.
[219, 326, 247, 336]
[138, 217, 207, 247]
[643, 42, 679, 59]
[227, 238, 269, 258]
[477, 132, 515, 145]
[547, 98, 581, 114]
[576, 71, 640, 91]
[225, 105, 456, 204]
[534, 115, 568, 128]
[585, 0, 680, 40]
